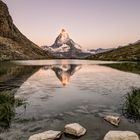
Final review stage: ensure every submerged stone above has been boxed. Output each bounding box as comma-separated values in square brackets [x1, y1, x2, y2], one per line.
[104, 131, 139, 140]
[64, 123, 86, 137]
[29, 130, 62, 140]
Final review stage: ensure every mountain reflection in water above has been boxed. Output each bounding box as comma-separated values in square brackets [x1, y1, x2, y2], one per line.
[43, 64, 82, 86]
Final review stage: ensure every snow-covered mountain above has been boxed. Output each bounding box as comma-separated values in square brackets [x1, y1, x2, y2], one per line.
[42, 29, 91, 58]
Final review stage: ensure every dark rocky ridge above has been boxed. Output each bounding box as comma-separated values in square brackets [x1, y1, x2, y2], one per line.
[0, 0, 49, 61]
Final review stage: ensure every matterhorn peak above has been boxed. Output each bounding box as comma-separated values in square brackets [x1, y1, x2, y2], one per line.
[59, 29, 70, 44]
[42, 29, 92, 59]
[51, 29, 81, 50]
[60, 29, 69, 39]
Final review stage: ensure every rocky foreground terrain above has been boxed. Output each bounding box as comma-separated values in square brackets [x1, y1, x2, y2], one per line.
[0, 0, 49, 61]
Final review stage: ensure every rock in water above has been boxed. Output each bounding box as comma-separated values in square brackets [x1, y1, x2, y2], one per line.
[64, 123, 86, 137]
[29, 130, 62, 140]
[104, 131, 139, 140]
[0, 0, 49, 61]
[104, 115, 120, 126]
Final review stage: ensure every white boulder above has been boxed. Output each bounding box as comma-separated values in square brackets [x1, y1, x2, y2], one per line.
[104, 115, 120, 126]
[29, 130, 62, 140]
[64, 123, 86, 137]
[104, 131, 139, 140]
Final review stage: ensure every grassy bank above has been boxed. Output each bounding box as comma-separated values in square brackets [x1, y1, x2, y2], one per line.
[124, 88, 140, 119]
[0, 91, 25, 129]
[88, 42, 140, 61]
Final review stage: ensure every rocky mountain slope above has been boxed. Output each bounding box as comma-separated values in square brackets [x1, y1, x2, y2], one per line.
[42, 29, 91, 59]
[0, 0, 49, 61]
[88, 41, 140, 61]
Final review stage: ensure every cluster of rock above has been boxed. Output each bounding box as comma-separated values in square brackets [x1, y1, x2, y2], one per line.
[103, 115, 139, 140]
[29, 122, 139, 140]
[29, 123, 86, 140]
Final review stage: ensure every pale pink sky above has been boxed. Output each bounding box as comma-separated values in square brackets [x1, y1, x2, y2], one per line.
[3, 0, 140, 49]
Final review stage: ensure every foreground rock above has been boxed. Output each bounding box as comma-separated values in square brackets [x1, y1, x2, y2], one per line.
[104, 131, 139, 140]
[29, 130, 62, 140]
[64, 123, 86, 137]
[104, 115, 120, 126]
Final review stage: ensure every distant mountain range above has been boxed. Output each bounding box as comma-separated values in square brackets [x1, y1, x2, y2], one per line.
[0, 0, 50, 61]
[88, 48, 114, 54]
[88, 40, 140, 61]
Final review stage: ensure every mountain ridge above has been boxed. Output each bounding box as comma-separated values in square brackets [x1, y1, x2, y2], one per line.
[0, 0, 50, 61]
[87, 40, 140, 61]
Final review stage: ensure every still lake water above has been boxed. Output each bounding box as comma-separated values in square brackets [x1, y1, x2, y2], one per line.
[0, 60, 140, 140]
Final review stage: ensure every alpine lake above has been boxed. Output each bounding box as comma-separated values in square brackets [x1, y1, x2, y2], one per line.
[0, 59, 140, 140]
